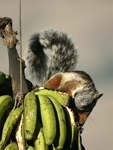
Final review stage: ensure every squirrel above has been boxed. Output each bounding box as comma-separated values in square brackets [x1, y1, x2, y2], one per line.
[24, 28, 103, 127]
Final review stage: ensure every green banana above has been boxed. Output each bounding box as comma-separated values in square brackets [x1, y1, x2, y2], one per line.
[24, 92, 37, 140]
[0, 95, 14, 124]
[78, 130, 82, 150]
[4, 142, 19, 150]
[0, 107, 24, 150]
[0, 110, 10, 139]
[0, 75, 12, 96]
[65, 107, 78, 148]
[0, 72, 32, 96]
[34, 88, 69, 107]
[34, 111, 49, 150]
[0, 71, 6, 85]
[27, 146, 35, 150]
[51, 144, 56, 150]
[34, 128, 48, 150]
[21, 113, 27, 150]
[0, 96, 13, 134]
[0, 95, 13, 105]
[37, 95, 56, 145]
[62, 107, 74, 149]
[70, 124, 78, 148]
[31, 86, 43, 92]
[47, 95, 66, 149]
[64, 107, 78, 149]
[5, 74, 9, 79]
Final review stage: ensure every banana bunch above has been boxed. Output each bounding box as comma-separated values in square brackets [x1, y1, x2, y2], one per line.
[0, 90, 79, 150]
[20, 89, 78, 150]
[0, 79, 82, 149]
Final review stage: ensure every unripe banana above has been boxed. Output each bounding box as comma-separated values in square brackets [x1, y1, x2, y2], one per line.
[0, 95, 14, 139]
[51, 144, 56, 150]
[37, 95, 56, 145]
[34, 111, 49, 150]
[0, 71, 6, 85]
[27, 146, 35, 150]
[34, 88, 69, 107]
[70, 124, 78, 148]
[0, 95, 13, 105]
[48, 144, 56, 150]
[34, 128, 48, 150]
[77, 130, 82, 150]
[0, 95, 14, 124]
[4, 142, 19, 150]
[24, 92, 37, 140]
[0, 76, 12, 96]
[5, 74, 9, 79]
[21, 113, 27, 150]
[47, 95, 66, 149]
[63, 107, 77, 149]
[0, 107, 24, 150]
[0, 109, 10, 137]
[65, 107, 78, 148]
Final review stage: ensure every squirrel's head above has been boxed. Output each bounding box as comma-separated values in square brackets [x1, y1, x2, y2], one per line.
[72, 71, 103, 112]
[71, 71, 103, 126]
[72, 87, 103, 126]
[74, 88, 103, 111]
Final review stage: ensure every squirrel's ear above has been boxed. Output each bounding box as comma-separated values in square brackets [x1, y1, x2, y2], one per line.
[94, 93, 103, 100]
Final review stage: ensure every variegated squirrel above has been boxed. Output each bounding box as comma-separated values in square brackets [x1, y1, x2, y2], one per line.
[24, 29, 103, 127]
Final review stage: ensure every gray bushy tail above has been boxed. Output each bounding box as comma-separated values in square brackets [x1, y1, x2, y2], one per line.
[24, 29, 78, 86]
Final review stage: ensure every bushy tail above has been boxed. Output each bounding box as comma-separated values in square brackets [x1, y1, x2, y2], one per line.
[24, 29, 78, 86]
